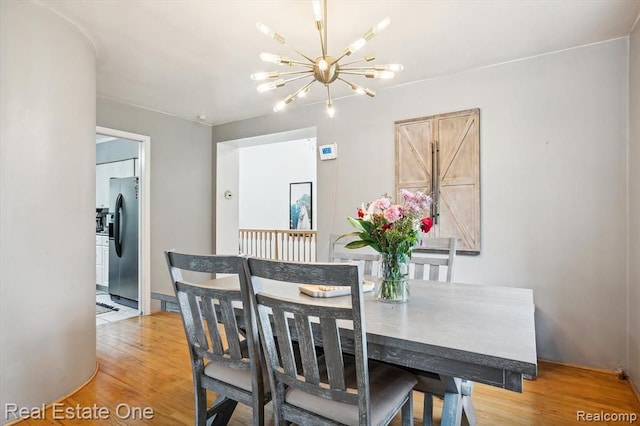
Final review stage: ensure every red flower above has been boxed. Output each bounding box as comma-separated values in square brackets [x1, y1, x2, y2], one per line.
[420, 217, 433, 233]
[357, 208, 365, 218]
[381, 223, 393, 231]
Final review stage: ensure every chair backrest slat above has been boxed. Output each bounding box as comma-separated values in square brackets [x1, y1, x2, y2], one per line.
[294, 313, 320, 384]
[219, 298, 243, 360]
[319, 317, 346, 390]
[198, 295, 224, 356]
[410, 237, 457, 282]
[272, 307, 298, 377]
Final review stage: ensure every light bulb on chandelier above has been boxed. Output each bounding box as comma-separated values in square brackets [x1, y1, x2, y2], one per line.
[251, 0, 403, 118]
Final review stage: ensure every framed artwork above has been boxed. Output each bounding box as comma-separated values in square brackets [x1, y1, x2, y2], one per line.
[289, 182, 312, 230]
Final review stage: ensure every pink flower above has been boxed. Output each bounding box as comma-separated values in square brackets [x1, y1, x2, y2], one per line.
[367, 197, 391, 215]
[383, 205, 404, 223]
[400, 189, 413, 202]
[402, 190, 432, 213]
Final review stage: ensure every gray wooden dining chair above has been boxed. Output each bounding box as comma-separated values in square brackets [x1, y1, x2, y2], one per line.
[329, 233, 381, 276]
[165, 251, 269, 426]
[408, 238, 474, 426]
[409, 237, 457, 282]
[241, 257, 417, 426]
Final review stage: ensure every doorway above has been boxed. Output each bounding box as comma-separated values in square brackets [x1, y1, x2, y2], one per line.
[95, 126, 151, 322]
[216, 127, 317, 254]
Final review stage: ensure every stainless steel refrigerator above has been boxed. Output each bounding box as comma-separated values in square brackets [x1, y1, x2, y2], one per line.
[108, 177, 139, 309]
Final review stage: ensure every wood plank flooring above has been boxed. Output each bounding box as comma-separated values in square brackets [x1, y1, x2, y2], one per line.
[19, 312, 640, 425]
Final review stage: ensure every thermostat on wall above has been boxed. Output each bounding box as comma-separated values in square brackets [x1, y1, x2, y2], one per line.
[318, 143, 337, 160]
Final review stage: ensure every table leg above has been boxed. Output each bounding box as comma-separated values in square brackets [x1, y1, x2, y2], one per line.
[441, 390, 463, 426]
[461, 380, 476, 426]
[438, 377, 477, 426]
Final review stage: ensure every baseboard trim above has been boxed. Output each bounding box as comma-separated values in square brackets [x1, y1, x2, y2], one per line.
[5, 361, 100, 425]
[538, 358, 620, 376]
[631, 377, 640, 404]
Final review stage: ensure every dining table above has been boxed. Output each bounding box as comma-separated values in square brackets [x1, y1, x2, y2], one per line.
[199, 274, 538, 426]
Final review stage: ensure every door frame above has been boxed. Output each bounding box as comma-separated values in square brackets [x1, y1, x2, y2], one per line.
[216, 127, 317, 254]
[96, 126, 151, 314]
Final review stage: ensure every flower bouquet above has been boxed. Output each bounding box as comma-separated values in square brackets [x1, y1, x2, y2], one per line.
[340, 189, 433, 303]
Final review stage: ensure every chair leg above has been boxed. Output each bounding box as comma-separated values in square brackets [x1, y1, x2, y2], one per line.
[194, 385, 208, 426]
[422, 393, 433, 426]
[252, 398, 265, 426]
[401, 391, 414, 426]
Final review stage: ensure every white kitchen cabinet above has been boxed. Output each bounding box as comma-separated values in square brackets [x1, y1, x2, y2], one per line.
[117, 158, 135, 177]
[96, 235, 109, 287]
[96, 247, 103, 285]
[96, 164, 109, 208]
[96, 159, 136, 208]
[102, 245, 109, 286]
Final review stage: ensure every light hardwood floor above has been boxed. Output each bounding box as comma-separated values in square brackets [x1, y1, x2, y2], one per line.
[19, 312, 639, 425]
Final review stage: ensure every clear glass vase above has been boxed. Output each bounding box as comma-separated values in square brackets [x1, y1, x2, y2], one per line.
[378, 252, 409, 303]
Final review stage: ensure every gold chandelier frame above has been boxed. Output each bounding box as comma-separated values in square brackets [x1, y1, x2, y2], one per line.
[251, 0, 403, 117]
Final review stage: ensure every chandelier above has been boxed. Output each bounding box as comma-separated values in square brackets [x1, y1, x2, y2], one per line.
[251, 0, 403, 118]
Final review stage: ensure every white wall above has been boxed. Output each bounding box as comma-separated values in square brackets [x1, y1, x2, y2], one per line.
[239, 139, 317, 229]
[628, 24, 640, 394]
[97, 98, 212, 304]
[216, 143, 240, 254]
[212, 39, 629, 370]
[0, 1, 97, 422]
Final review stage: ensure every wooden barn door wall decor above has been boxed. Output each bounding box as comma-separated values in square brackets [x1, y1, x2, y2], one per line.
[395, 109, 480, 254]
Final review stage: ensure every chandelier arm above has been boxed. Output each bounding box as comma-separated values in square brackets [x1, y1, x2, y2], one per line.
[289, 62, 314, 68]
[316, 29, 326, 58]
[342, 64, 403, 72]
[281, 42, 316, 63]
[340, 69, 395, 79]
[281, 74, 315, 86]
[340, 57, 375, 67]
[337, 77, 376, 97]
[332, 50, 351, 64]
[315, 0, 327, 57]
[325, 84, 335, 117]
[273, 78, 317, 112]
[292, 78, 316, 98]
[280, 59, 315, 67]
[338, 70, 370, 75]
[323, 0, 328, 57]
[278, 70, 315, 77]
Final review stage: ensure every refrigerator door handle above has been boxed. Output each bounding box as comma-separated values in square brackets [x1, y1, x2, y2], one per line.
[114, 193, 123, 257]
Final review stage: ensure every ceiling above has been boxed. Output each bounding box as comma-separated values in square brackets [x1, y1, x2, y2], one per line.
[42, 0, 640, 126]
